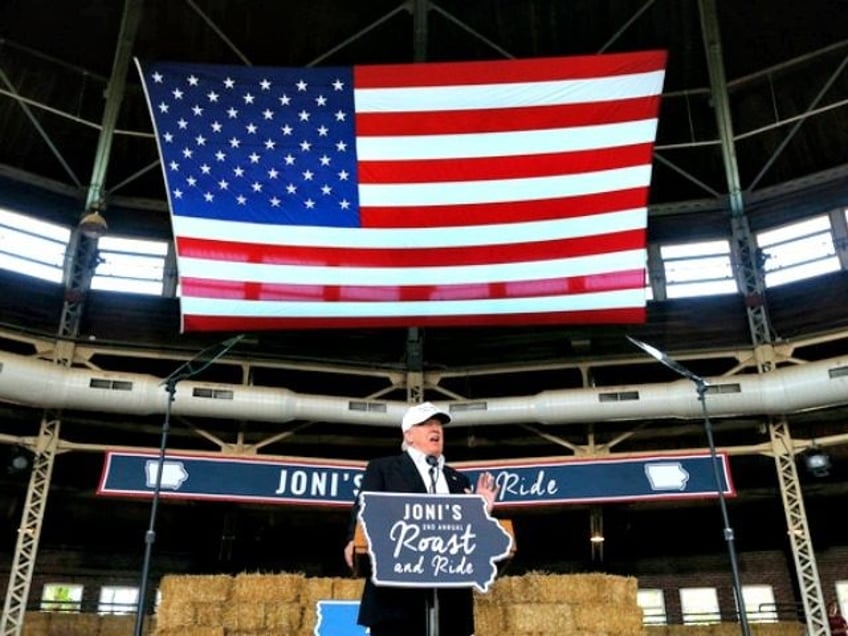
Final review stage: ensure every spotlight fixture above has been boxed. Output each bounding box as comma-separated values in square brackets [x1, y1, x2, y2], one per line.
[6, 446, 32, 475]
[79, 209, 108, 239]
[803, 447, 831, 478]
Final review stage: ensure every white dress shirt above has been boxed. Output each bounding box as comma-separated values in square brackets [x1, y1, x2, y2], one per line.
[406, 446, 448, 494]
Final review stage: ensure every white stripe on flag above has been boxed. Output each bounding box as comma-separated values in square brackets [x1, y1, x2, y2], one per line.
[355, 120, 659, 161]
[353, 70, 667, 112]
[180, 288, 646, 318]
[172, 208, 647, 248]
[177, 249, 646, 286]
[357, 165, 654, 207]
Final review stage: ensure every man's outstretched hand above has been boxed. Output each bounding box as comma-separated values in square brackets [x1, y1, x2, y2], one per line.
[471, 471, 499, 512]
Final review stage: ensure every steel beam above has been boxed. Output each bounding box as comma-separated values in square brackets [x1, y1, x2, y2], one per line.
[769, 418, 828, 635]
[0, 416, 60, 636]
[698, 1, 827, 633]
[0, 1, 144, 633]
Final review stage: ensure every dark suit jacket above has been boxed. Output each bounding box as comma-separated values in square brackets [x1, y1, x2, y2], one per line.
[346, 452, 474, 635]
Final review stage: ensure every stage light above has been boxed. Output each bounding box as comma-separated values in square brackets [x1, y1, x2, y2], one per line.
[6, 447, 32, 475]
[803, 448, 831, 478]
[79, 209, 108, 239]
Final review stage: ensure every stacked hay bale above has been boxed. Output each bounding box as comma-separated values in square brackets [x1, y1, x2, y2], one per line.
[645, 623, 804, 636]
[153, 571, 639, 635]
[150, 570, 805, 636]
[154, 574, 231, 636]
[475, 571, 643, 636]
[21, 611, 154, 635]
[154, 572, 365, 636]
[226, 573, 307, 633]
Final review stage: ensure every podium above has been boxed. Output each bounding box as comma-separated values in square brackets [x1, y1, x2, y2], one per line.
[352, 492, 516, 636]
[352, 518, 516, 576]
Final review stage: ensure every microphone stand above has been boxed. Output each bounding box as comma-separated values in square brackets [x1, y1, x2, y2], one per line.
[133, 335, 244, 636]
[626, 336, 751, 636]
[425, 454, 440, 636]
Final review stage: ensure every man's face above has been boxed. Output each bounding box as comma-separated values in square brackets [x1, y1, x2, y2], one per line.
[405, 417, 445, 456]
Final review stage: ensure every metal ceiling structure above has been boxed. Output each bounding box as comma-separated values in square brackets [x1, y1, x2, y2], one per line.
[1, 1, 848, 634]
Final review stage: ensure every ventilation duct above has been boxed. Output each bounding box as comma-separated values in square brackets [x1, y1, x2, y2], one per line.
[0, 351, 846, 427]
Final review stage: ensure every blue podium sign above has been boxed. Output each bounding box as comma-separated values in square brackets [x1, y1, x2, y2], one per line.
[314, 600, 366, 636]
[357, 492, 513, 593]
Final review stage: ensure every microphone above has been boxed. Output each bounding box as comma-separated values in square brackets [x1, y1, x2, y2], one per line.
[426, 455, 439, 493]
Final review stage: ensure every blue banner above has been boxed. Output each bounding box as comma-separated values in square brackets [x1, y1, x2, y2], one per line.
[98, 451, 734, 507]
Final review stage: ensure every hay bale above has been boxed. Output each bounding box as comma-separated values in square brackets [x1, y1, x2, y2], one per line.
[21, 611, 50, 636]
[474, 601, 506, 633]
[155, 599, 196, 629]
[222, 603, 266, 631]
[154, 628, 224, 636]
[300, 577, 334, 605]
[505, 602, 575, 633]
[301, 602, 318, 635]
[532, 572, 574, 604]
[474, 579, 503, 605]
[576, 604, 644, 635]
[647, 621, 804, 636]
[572, 602, 615, 629]
[231, 572, 305, 603]
[769, 624, 806, 636]
[550, 572, 636, 605]
[159, 574, 232, 603]
[43, 613, 100, 636]
[494, 572, 634, 605]
[194, 602, 225, 626]
[99, 615, 143, 636]
[264, 601, 304, 632]
[331, 576, 364, 600]
[494, 575, 541, 603]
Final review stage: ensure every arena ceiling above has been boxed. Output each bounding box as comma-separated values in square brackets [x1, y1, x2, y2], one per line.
[0, 0, 846, 208]
[0, 0, 847, 574]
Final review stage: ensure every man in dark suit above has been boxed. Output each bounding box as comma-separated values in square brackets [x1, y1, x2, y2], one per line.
[344, 402, 498, 636]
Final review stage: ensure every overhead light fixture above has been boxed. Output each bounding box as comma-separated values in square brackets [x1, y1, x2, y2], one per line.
[79, 209, 108, 239]
[589, 507, 604, 551]
[803, 446, 831, 478]
[6, 446, 32, 475]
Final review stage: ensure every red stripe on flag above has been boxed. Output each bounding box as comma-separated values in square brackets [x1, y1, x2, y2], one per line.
[354, 51, 668, 88]
[177, 229, 645, 268]
[182, 307, 647, 331]
[180, 269, 646, 302]
[354, 97, 661, 136]
[360, 188, 648, 228]
[357, 144, 655, 184]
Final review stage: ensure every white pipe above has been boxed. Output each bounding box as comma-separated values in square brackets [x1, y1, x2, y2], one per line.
[0, 350, 846, 427]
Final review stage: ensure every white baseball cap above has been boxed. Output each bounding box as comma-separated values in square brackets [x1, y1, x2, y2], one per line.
[401, 402, 451, 432]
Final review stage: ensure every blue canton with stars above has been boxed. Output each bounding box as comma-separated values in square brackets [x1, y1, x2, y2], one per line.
[139, 61, 361, 228]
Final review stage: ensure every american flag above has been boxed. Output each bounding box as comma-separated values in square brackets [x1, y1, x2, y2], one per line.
[136, 52, 666, 332]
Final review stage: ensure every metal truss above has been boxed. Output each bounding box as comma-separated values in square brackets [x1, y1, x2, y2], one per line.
[699, 1, 828, 632]
[0, 416, 60, 636]
[770, 418, 828, 635]
[0, 229, 93, 634]
[0, 1, 142, 632]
